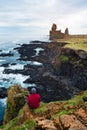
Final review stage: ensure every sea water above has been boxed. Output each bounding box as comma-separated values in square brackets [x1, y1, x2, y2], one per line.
[0, 35, 49, 122]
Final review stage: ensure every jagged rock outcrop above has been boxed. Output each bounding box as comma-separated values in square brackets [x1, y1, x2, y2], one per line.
[3, 84, 28, 124]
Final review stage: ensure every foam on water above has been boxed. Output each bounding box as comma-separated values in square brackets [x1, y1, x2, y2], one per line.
[28, 61, 43, 66]
[0, 98, 7, 106]
[34, 47, 44, 56]
[0, 67, 29, 88]
[0, 59, 6, 62]
[8, 64, 24, 70]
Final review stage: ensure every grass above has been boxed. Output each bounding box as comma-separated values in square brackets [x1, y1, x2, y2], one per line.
[57, 37, 87, 52]
[59, 55, 69, 62]
[34, 102, 47, 114]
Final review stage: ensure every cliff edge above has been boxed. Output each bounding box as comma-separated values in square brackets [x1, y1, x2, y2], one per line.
[0, 85, 87, 130]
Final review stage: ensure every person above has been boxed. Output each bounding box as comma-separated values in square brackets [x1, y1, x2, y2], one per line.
[27, 88, 41, 109]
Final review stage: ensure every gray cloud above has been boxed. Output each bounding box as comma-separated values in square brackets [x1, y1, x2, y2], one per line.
[0, 0, 87, 40]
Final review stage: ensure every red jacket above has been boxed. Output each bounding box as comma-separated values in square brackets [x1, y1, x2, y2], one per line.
[27, 93, 41, 109]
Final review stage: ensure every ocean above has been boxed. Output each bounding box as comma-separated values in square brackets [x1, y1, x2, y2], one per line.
[0, 35, 49, 122]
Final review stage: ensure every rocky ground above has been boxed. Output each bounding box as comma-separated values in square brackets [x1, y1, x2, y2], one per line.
[1, 85, 87, 130]
[1, 40, 87, 102]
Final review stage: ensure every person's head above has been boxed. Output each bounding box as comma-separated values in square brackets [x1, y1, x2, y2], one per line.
[31, 88, 36, 94]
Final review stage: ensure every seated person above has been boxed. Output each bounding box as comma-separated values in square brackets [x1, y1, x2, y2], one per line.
[27, 88, 41, 109]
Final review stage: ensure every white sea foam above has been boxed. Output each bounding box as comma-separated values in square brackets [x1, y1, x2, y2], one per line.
[0, 67, 29, 88]
[0, 98, 7, 106]
[28, 83, 36, 87]
[8, 64, 24, 70]
[0, 67, 4, 73]
[28, 61, 42, 66]
[0, 59, 6, 62]
[34, 47, 44, 56]
[9, 73, 29, 86]
[33, 61, 42, 65]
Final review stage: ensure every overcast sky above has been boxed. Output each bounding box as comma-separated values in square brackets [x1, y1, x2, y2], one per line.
[0, 0, 87, 41]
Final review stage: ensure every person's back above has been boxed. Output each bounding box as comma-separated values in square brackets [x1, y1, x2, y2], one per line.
[27, 88, 41, 109]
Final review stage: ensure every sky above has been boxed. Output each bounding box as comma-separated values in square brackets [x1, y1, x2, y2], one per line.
[0, 0, 87, 41]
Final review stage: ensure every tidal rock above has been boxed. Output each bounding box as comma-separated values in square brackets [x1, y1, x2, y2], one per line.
[0, 87, 7, 98]
[0, 52, 14, 57]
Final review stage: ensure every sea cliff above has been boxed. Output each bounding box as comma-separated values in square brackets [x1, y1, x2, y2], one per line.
[0, 39, 87, 129]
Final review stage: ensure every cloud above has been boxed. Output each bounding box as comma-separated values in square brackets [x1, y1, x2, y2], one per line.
[0, 0, 87, 40]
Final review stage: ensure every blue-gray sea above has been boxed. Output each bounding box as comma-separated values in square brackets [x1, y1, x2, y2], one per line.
[0, 35, 48, 122]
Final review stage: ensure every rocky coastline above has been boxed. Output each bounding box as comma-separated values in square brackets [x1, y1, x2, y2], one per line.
[1, 40, 87, 102]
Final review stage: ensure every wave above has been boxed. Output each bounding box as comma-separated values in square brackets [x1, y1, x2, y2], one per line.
[0, 67, 29, 88]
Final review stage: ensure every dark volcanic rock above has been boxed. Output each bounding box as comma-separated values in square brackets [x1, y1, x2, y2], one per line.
[12, 41, 87, 102]
[0, 63, 9, 67]
[0, 87, 7, 98]
[30, 40, 48, 44]
[0, 52, 14, 57]
[14, 43, 46, 61]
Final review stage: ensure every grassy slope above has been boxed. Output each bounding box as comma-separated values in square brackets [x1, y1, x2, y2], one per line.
[57, 37, 87, 52]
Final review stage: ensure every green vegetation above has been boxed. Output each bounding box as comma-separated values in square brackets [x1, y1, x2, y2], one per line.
[34, 102, 47, 114]
[23, 119, 36, 130]
[64, 42, 87, 52]
[59, 55, 69, 62]
[57, 110, 67, 116]
[58, 37, 87, 52]
[0, 125, 5, 129]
